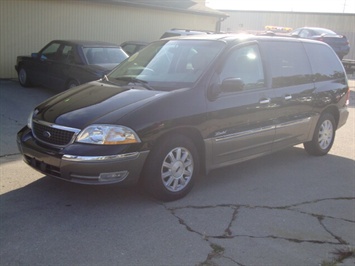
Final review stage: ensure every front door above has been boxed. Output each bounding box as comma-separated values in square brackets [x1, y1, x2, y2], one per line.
[206, 43, 276, 169]
[30, 41, 61, 86]
[45, 44, 75, 89]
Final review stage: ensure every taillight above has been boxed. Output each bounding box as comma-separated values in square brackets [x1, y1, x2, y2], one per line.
[345, 88, 350, 106]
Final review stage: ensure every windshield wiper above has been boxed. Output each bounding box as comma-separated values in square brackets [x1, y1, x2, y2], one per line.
[100, 75, 120, 86]
[115, 77, 154, 90]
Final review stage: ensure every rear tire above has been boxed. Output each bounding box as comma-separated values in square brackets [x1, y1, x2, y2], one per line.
[67, 79, 79, 89]
[142, 135, 199, 201]
[304, 113, 336, 156]
[18, 67, 31, 87]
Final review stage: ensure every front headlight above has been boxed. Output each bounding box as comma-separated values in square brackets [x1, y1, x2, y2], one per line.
[76, 125, 141, 145]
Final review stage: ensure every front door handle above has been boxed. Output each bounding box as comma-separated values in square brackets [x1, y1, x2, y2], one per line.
[259, 98, 270, 104]
[284, 95, 292, 100]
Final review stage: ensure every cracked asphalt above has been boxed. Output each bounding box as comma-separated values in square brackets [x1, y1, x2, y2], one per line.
[1, 79, 354, 265]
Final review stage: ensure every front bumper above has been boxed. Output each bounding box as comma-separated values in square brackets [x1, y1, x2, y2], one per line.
[17, 127, 149, 185]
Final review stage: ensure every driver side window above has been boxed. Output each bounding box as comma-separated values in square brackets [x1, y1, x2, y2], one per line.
[220, 44, 264, 90]
[41, 42, 61, 60]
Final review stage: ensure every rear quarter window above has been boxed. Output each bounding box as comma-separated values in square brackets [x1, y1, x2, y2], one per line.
[303, 42, 345, 81]
[262, 41, 313, 88]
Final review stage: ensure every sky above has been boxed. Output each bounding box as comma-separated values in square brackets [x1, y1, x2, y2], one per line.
[205, 0, 355, 14]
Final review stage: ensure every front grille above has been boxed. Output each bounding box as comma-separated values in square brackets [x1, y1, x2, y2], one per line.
[32, 121, 80, 147]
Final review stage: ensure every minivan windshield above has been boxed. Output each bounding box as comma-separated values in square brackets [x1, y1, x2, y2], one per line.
[107, 40, 225, 90]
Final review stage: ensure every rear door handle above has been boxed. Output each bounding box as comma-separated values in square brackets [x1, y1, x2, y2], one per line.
[259, 98, 270, 104]
[284, 95, 292, 100]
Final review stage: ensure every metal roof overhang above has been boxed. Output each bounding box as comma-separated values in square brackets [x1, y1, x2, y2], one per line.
[82, 0, 229, 19]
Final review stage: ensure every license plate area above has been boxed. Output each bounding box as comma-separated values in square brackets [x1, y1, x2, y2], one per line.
[24, 155, 61, 178]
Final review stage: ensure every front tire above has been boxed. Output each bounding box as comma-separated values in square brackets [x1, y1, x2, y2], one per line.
[143, 135, 199, 201]
[304, 113, 336, 156]
[18, 67, 31, 87]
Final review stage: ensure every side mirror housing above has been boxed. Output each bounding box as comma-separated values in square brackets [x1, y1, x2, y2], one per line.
[221, 78, 244, 92]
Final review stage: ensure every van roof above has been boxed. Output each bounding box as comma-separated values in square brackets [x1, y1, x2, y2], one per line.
[164, 33, 323, 46]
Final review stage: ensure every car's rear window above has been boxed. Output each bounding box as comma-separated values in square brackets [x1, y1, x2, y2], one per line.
[83, 47, 128, 65]
[314, 28, 336, 35]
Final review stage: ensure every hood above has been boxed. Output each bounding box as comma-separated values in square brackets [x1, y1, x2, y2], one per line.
[34, 81, 166, 129]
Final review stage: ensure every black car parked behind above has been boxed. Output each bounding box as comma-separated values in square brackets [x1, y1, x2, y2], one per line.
[15, 40, 128, 90]
[291, 27, 350, 59]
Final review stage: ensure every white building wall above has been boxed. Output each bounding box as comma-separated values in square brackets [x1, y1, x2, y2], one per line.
[220, 10, 355, 60]
[0, 0, 217, 78]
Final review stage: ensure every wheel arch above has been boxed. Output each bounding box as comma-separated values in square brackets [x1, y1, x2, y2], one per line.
[16, 62, 23, 74]
[16, 60, 29, 73]
[321, 105, 340, 128]
[142, 126, 206, 176]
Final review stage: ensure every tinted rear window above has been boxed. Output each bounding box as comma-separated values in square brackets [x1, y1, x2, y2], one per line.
[303, 43, 345, 81]
[314, 28, 336, 35]
[83, 47, 128, 65]
[262, 41, 313, 88]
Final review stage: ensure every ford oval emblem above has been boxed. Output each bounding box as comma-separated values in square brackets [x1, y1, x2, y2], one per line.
[43, 131, 51, 138]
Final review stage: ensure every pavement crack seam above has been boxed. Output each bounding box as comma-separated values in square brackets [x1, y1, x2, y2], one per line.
[169, 208, 204, 237]
[316, 215, 349, 245]
[197, 242, 246, 266]
[220, 234, 341, 245]
[293, 209, 355, 224]
[166, 197, 355, 213]
[165, 198, 354, 265]
[250, 197, 355, 210]
[224, 206, 239, 237]
[168, 205, 244, 266]
[1, 114, 21, 124]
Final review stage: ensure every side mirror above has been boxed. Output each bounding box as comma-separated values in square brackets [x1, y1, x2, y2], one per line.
[31, 53, 38, 58]
[291, 33, 299, 38]
[221, 78, 244, 92]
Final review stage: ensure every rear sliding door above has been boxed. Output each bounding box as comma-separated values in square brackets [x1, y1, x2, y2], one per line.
[260, 40, 315, 151]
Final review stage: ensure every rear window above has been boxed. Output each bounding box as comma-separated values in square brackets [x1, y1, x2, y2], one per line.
[83, 47, 128, 65]
[303, 43, 345, 81]
[314, 28, 336, 35]
[262, 41, 313, 88]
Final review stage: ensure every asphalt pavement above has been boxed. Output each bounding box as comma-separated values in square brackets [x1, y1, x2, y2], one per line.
[0, 79, 354, 265]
